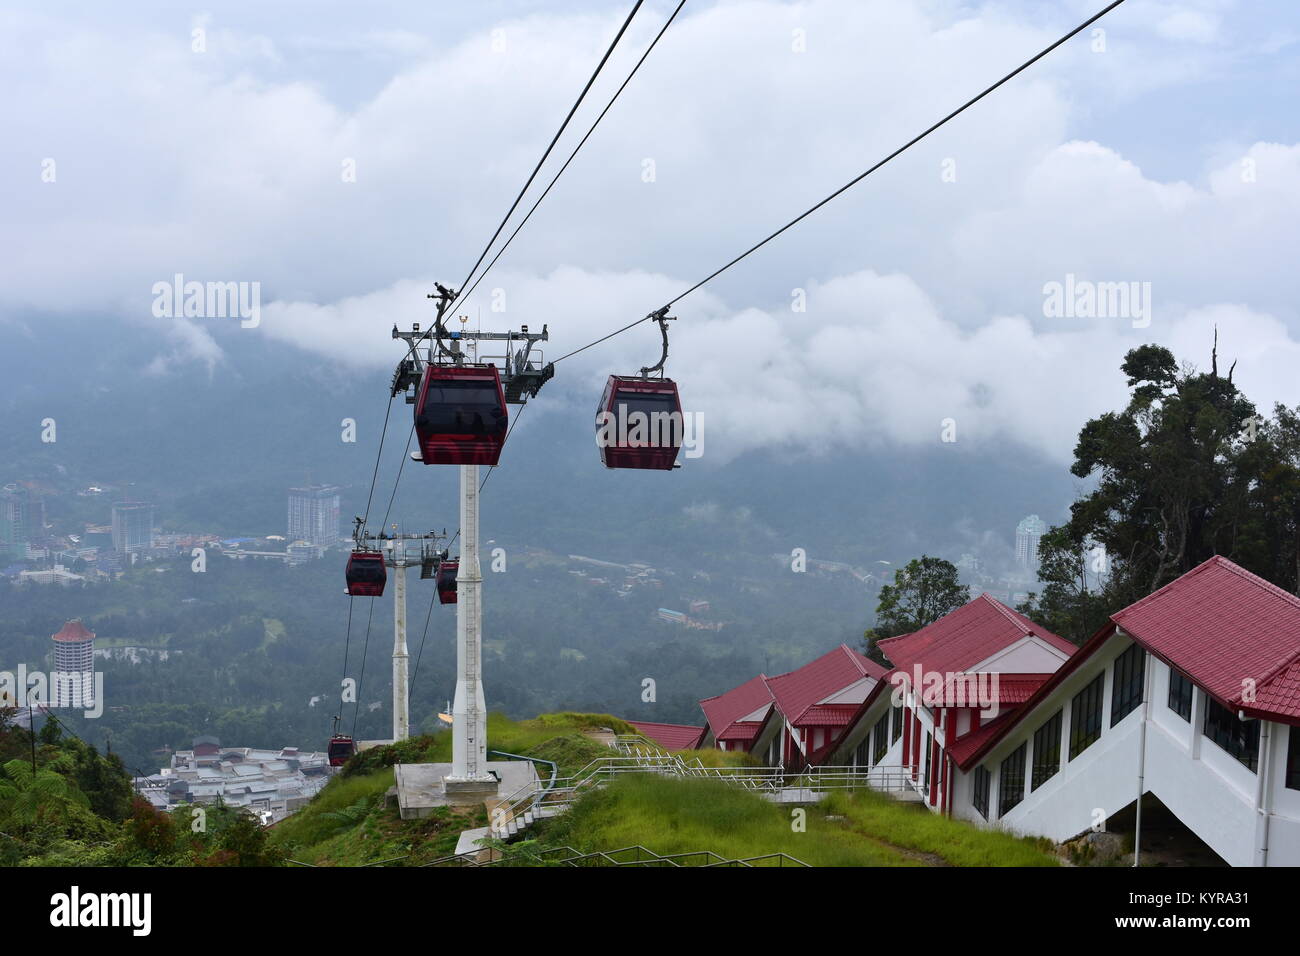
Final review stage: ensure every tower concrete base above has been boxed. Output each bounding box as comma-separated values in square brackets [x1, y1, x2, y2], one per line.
[442, 776, 500, 805]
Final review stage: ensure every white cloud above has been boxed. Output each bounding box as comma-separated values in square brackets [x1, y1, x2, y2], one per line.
[3, 0, 1298, 458]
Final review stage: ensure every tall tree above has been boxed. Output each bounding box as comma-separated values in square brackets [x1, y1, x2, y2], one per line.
[864, 555, 970, 664]
[1024, 341, 1300, 642]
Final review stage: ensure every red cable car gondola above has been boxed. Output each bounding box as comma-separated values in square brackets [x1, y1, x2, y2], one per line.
[345, 550, 387, 597]
[414, 365, 508, 466]
[436, 560, 458, 605]
[595, 308, 683, 471]
[327, 733, 356, 767]
[596, 375, 683, 470]
[327, 715, 355, 767]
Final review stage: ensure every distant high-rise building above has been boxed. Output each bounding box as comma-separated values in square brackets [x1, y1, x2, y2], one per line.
[112, 502, 155, 555]
[51, 619, 95, 708]
[1015, 514, 1048, 570]
[1, 486, 29, 562]
[288, 485, 340, 548]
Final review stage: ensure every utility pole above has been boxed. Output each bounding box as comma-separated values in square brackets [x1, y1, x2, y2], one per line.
[352, 521, 447, 743]
[448, 462, 489, 784]
[389, 284, 553, 799]
[391, 535, 409, 743]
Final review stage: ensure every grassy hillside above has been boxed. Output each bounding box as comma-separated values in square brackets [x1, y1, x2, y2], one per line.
[271, 711, 629, 866]
[535, 774, 1059, 867]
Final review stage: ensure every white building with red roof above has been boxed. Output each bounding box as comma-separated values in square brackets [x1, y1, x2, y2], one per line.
[823, 593, 1076, 809]
[940, 556, 1300, 866]
[696, 644, 889, 767]
[51, 619, 96, 709]
[814, 556, 1300, 866]
[627, 720, 705, 751]
[698, 674, 777, 754]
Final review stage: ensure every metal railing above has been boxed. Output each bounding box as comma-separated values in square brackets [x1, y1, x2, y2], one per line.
[423, 842, 809, 868]
[488, 737, 924, 839]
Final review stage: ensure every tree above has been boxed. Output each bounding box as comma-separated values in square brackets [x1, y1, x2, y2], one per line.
[864, 555, 970, 664]
[0, 756, 90, 828]
[1024, 340, 1300, 642]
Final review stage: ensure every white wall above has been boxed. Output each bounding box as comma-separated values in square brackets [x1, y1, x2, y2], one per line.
[952, 635, 1300, 867]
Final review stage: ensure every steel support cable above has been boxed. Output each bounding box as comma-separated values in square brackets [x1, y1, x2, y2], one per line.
[349, 597, 378, 739]
[400, 0, 646, 371]
[550, 0, 1129, 365]
[453, 0, 688, 313]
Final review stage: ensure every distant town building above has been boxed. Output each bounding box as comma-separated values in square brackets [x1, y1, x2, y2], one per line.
[112, 501, 155, 556]
[20, 565, 86, 587]
[1015, 514, 1048, 570]
[51, 619, 95, 708]
[134, 737, 332, 824]
[288, 485, 340, 548]
[1, 486, 30, 562]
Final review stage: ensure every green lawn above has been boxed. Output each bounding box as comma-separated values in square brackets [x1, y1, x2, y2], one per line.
[537, 774, 1059, 867]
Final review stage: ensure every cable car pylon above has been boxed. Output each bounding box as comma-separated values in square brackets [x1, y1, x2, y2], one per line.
[350, 517, 449, 743]
[390, 285, 554, 800]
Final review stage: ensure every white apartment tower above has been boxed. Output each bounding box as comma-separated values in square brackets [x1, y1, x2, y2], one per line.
[288, 485, 341, 548]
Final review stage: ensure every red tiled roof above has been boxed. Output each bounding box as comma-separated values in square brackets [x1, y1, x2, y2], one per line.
[51, 620, 95, 644]
[1112, 555, 1300, 722]
[947, 710, 1022, 765]
[720, 720, 764, 743]
[800, 703, 860, 727]
[700, 675, 773, 742]
[765, 644, 887, 727]
[877, 594, 1074, 674]
[955, 556, 1300, 770]
[995, 674, 1051, 704]
[628, 720, 705, 751]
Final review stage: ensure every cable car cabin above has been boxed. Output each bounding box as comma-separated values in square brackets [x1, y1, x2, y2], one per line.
[327, 734, 356, 767]
[415, 365, 508, 466]
[436, 560, 458, 605]
[345, 551, 387, 597]
[595, 375, 683, 470]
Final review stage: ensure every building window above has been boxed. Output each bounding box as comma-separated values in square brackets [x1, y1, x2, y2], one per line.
[1110, 643, 1145, 727]
[973, 765, 990, 820]
[998, 742, 1027, 817]
[1203, 698, 1260, 773]
[872, 713, 889, 764]
[1168, 668, 1193, 722]
[1069, 673, 1105, 760]
[854, 736, 870, 768]
[922, 732, 932, 795]
[891, 704, 903, 743]
[1031, 711, 1062, 791]
[1287, 726, 1300, 791]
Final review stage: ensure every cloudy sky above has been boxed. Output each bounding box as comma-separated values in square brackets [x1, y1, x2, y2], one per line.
[4, 0, 1298, 463]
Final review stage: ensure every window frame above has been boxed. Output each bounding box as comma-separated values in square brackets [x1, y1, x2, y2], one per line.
[872, 713, 889, 764]
[1167, 668, 1194, 722]
[973, 765, 990, 820]
[1110, 642, 1145, 727]
[1031, 710, 1062, 791]
[1203, 697, 1260, 773]
[1069, 673, 1105, 760]
[1286, 726, 1300, 792]
[998, 742, 1027, 818]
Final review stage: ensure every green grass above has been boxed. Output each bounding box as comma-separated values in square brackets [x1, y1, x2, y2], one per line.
[821, 790, 1059, 867]
[272, 711, 632, 865]
[537, 775, 1060, 867]
[537, 774, 920, 866]
[269, 766, 485, 866]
